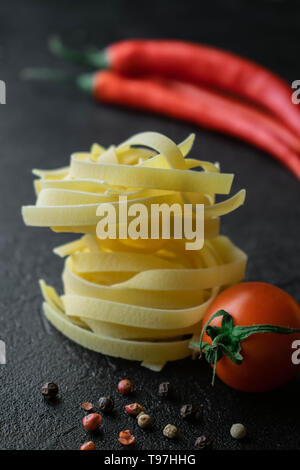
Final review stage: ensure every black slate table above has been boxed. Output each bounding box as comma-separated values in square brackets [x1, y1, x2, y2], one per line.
[0, 0, 299, 451]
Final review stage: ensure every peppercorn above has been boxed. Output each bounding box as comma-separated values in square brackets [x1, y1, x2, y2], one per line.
[118, 379, 134, 395]
[194, 435, 211, 450]
[82, 402, 93, 412]
[180, 404, 197, 419]
[137, 413, 152, 429]
[80, 441, 96, 450]
[230, 423, 246, 440]
[98, 396, 114, 413]
[41, 382, 58, 400]
[163, 424, 177, 439]
[125, 403, 145, 416]
[119, 430, 135, 446]
[158, 381, 171, 397]
[82, 413, 102, 431]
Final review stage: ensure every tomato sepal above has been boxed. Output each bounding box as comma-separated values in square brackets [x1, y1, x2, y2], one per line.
[190, 309, 300, 386]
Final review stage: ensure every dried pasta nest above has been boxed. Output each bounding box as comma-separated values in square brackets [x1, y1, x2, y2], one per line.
[22, 132, 247, 370]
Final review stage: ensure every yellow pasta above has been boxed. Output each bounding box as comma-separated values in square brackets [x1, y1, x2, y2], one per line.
[22, 131, 247, 370]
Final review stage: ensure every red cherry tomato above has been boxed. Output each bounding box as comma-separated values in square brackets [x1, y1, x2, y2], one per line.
[202, 282, 300, 392]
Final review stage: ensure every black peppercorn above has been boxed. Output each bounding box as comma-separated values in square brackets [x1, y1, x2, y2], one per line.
[194, 435, 211, 450]
[180, 404, 197, 419]
[41, 382, 58, 400]
[158, 382, 171, 397]
[98, 395, 114, 413]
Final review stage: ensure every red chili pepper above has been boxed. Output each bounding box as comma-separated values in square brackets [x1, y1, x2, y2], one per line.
[89, 71, 300, 179]
[165, 79, 300, 153]
[22, 68, 300, 179]
[50, 37, 300, 137]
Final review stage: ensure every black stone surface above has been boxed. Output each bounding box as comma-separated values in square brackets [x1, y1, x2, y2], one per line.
[0, 0, 300, 451]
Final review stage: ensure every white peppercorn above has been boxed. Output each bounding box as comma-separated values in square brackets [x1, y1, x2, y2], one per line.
[137, 413, 152, 428]
[163, 424, 177, 439]
[230, 423, 246, 439]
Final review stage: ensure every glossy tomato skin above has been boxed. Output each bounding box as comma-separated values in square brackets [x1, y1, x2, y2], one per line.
[203, 282, 300, 392]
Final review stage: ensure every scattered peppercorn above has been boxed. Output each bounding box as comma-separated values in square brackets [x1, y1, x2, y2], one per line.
[41, 382, 58, 400]
[119, 430, 135, 446]
[125, 403, 145, 416]
[163, 424, 177, 439]
[230, 423, 246, 440]
[158, 381, 171, 397]
[118, 379, 134, 395]
[180, 404, 197, 419]
[80, 441, 96, 450]
[98, 396, 114, 414]
[194, 435, 211, 450]
[82, 402, 93, 412]
[137, 413, 152, 429]
[82, 413, 102, 431]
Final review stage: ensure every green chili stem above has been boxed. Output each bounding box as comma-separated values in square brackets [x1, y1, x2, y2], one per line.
[48, 36, 108, 69]
[21, 68, 75, 83]
[21, 67, 94, 95]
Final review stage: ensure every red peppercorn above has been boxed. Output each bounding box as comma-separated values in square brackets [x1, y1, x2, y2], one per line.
[82, 402, 94, 412]
[118, 379, 134, 395]
[125, 403, 144, 416]
[119, 430, 135, 446]
[82, 413, 102, 431]
[80, 441, 96, 450]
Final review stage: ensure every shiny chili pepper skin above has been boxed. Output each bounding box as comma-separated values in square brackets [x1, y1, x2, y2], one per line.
[90, 71, 300, 179]
[50, 37, 300, 137]
[107, 40, 300, 137]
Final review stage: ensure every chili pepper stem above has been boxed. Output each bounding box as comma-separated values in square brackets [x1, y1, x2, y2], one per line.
[76, 74, 94, 94]
[21, 67, 75, 83]
[48, 35, 109, 69]
[21, 67, 94, 95]
[190, 309, 300, 385]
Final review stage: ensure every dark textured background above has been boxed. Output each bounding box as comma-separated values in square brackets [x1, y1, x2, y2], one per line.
[0, 0, 300, 451]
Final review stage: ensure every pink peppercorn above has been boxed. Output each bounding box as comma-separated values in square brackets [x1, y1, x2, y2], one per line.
[125, 403, 144, 416]
[82, 402, 93, 412]
[82, 413, 102, 431]
[80, 441, 96, 450]
[118, 379, 134, 395]
[119, 430, 135, 446]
